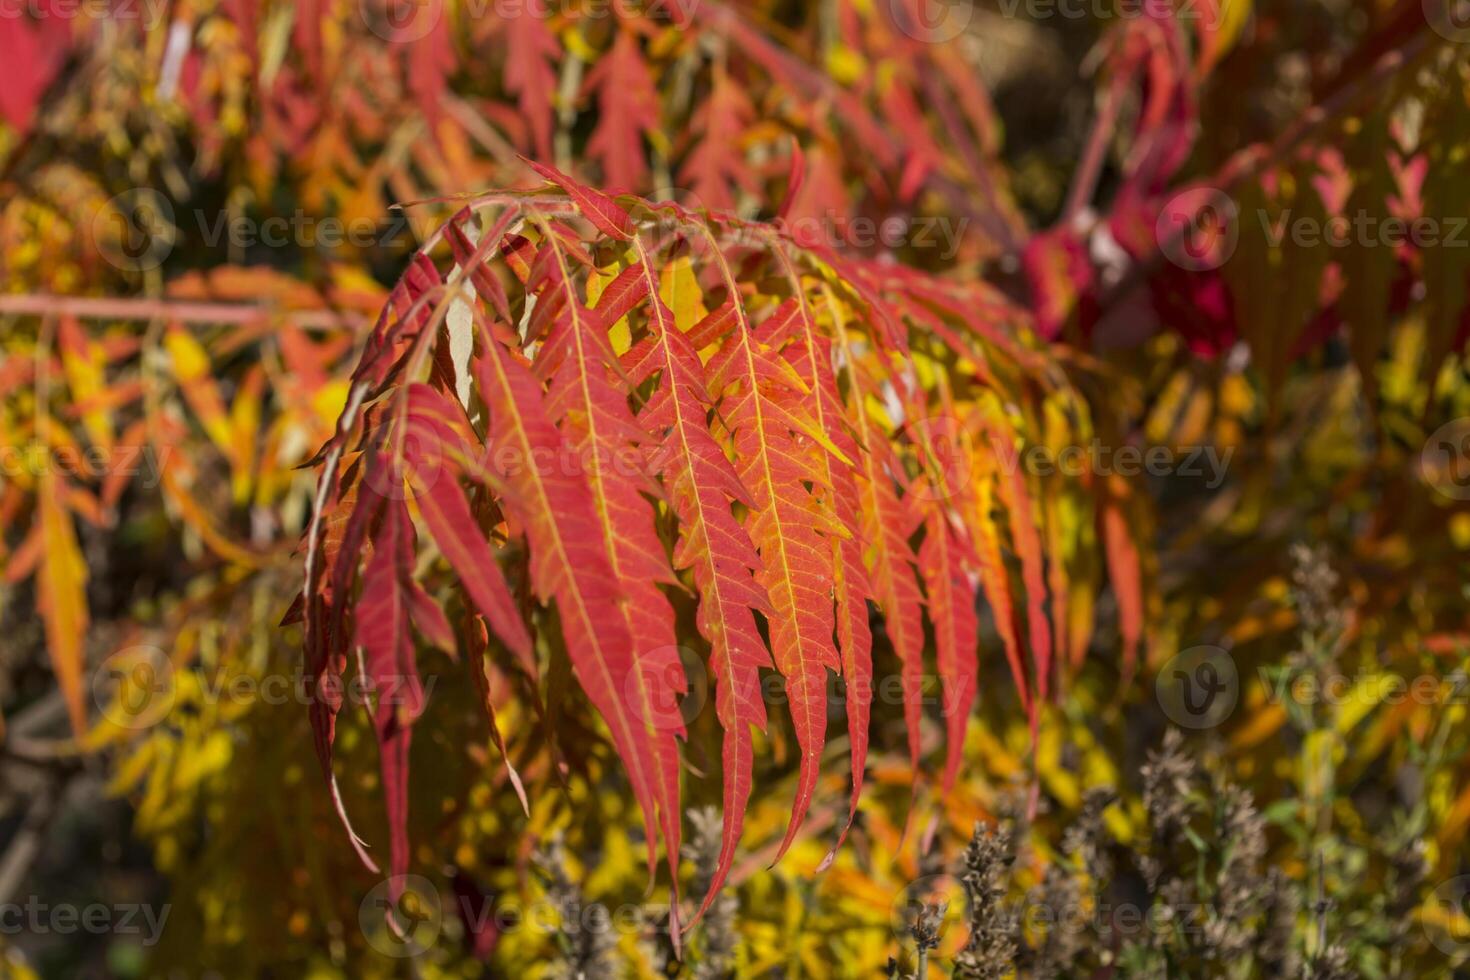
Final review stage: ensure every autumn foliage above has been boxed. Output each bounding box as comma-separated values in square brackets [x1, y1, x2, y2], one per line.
[5, 0, 1470, 976]
[296, 162, 1140, 928]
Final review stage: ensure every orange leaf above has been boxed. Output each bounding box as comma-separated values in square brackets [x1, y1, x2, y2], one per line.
[37, 478, 89, 738]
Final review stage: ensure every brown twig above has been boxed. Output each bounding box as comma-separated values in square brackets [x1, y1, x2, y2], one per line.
[0, 294, 368, 331]
[0, 784, 57, 905]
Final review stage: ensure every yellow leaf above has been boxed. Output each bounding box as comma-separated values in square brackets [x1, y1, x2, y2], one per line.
[824, 45, 866, 86]
[160, 463, 262, 568]
[587, 261, 633, 355]
[229, 366, 264, 504]
[659, 254, 708, 334]
[562, 26, 599, 63]
[1202, 0, 1253, 75]
[37, 480, 89, 738]
[164, 327, 237, 462]
[311, 378, 350, 424]
[1334, 671, 1388, 735]
[1231, 700, 1287, 749]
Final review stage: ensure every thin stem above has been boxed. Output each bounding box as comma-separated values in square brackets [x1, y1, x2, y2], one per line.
[1062, 74, 1127, 225]
[0, 294, 365, 331]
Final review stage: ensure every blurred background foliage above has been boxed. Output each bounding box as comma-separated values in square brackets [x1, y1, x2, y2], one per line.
[2, 0, 1469, 976]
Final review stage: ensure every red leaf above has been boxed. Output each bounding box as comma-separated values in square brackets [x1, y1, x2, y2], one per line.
[1101, 481, 1145, 684]
[702, 265, 842, 868]
[988, 423, 1053, 706]
[472, 314, 679, 914]
[583, 28, 660, 193]
[620, 241, 773, 924]
[354, 474, 429, 899]
[767, 254, 874, 859]
[680, 67, 758, 212]
[920, 511, 979, 794]
[524, 159, 635, 242]
[502, 8, 560, 161]
[0, 18, 69, 133]
[527, 229, 687, 912]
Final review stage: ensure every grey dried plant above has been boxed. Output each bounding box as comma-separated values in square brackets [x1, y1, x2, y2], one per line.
[1386, 836, 1428, 971]
[1061, 787, 1116, 887]
[1026, 788, 1116, 977]
[1024, 863, 1081, 979]
[1253, 868, 1301, 977]
[686, 806, 739, 980]
[533, 835, 620, 980]
[1289, 541, 1344, 640]
[1307, 942, 1354, 980]
[953, 821, 1019, 980]
[1139, 727, 1198, 894]
[1202, 781, 1269, 962]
